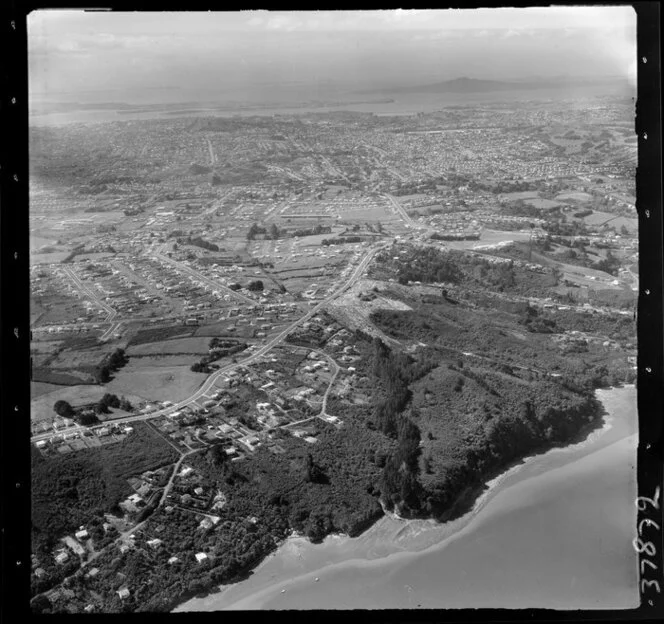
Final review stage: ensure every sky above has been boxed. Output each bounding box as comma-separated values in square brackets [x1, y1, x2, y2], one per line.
[28, 7, 637, 102]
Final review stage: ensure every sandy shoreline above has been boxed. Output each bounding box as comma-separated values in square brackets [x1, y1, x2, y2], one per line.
[176, 384, 636, 612]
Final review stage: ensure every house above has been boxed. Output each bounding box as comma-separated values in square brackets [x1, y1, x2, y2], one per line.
[117, 587, 130, 600]
[137, 482, 152, 498]
[75, 529, 89, 541]
[54, 551, 69, 565]
[168, 556, 179, 565]
[146, 538, 163, 549]
[195, 552, 208, 564]
[88, 567, 99, 578]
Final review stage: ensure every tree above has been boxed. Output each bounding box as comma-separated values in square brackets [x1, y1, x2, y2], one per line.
[31, 595, 52, 614]
[302, 453, 327, 484]
[108, 349, 127, 370]
[209, 444, 229, 467]
[94, 365, 111, 384]
[247, 280, 264, 292]
[78, 412, 99, 426]
[53, 400, 74, 418]
[551, 266, 562, 284]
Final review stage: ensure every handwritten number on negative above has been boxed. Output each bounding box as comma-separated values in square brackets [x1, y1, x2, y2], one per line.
[637, 487, 660, 511]
[634, 537, 656, 557]
[639, 518, 660, 535]
[637, 487, 661, 598]
[642, 579, 661, 594]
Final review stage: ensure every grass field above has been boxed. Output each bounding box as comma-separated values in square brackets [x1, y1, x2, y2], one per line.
[126, 336, 212, 356]
[194, 323, 256, 339]
[32, 367, 95, 386]
[580, 211, 637, 233]
[524, 198, 562, 210]
[127, 325, 196, 346]
[30, 340, 63, 355]
[607, 216, 638, 233]
[30, 381, 66, 398]
[30, 384, 145, 423]
[338, 206, 396, 222]
[48, 344, 115, 369]
[499, 191, 540, 201]
[121, 354, 199, 367]
[582, 210, 619, 226]
[105, 360, 207, 402]
[30, 251, 71, 264]
[556, 191, 593, 202]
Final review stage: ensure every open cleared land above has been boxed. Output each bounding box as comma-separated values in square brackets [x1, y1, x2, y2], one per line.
[105, 361, 207, 403]
[126, 337, 213, 356]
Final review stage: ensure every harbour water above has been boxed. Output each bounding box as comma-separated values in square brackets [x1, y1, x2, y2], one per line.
[29, 86, 630, 127]
[176, 384, 638, 611]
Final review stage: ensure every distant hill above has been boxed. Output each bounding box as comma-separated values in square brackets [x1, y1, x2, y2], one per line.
[358, 76, 632, 95]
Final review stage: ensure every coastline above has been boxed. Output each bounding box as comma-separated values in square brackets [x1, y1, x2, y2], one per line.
[175, 384, 634, 612]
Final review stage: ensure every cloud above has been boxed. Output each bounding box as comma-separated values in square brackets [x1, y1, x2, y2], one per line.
[264, 14, 303, 31]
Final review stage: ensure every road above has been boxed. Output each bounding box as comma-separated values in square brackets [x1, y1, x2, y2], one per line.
[384, 193, 423, 230]
[159, 447, 205, 506]
[100, 321, 123, 342]
[266, 164, 305, 182]
[317, 361, 340, 422]
[153, 252, 256, 307]
[303, 349, 340, 420]
[62, 266, 117, 323]
[205, 136, 216, 165]
[31, 243, 387, 443]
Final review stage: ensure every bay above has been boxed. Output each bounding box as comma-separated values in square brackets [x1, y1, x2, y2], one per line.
[176, 384, 638, 611]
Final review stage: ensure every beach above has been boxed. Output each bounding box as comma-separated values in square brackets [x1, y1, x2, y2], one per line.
[176, 384, 638, 611]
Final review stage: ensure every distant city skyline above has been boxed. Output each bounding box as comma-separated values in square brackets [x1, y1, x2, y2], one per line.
[29, 7, 636, 102]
